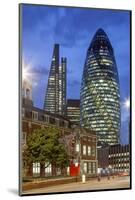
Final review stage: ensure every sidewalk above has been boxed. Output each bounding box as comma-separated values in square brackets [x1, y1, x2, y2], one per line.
[22, 176, 130, 194]
[22, 176, 78, 191]
[22, 175, 121, 191]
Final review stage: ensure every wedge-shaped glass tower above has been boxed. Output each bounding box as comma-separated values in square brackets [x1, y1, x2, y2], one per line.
[44, 44, 66, 115]
[80, 29, 121, 146]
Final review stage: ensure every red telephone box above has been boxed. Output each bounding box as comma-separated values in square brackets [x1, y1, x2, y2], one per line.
[70, 163, 80, 176]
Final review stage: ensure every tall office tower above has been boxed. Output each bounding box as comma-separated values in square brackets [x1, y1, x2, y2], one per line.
[44, 44, 66, 115]
[80, 28, 121, 146]
[66, 99, 80, 125]
[59, 57, 67, 115]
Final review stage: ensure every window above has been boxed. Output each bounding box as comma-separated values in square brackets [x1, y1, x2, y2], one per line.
[88, 146, 91, 156]
[92, 147, 96, 156]
[49, 117, 55, 124]
[44, 115, 48, 122]
[83, 145, 86, 155]
[83, 163, 87, 173]
[56, 168, 61, 176]
[55, 118, 59, 126]
[88, 162, 92, 174]
[92, 162, 96, 174]
[45, 163, 52, 176]
[32, 111, 38, 121]
[22, 132, 26, 145]
[76, 144, 79, 152]
[64, 121, 69, 128]
[33, 163, 40, 176]
[22, 108, 25, 117]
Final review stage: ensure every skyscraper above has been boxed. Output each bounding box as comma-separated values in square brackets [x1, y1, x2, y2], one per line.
[59, 57, 67, 115]
[66, 99, 80, 125]
[44, 44, 66, 115]
[80, 28, 120, 146]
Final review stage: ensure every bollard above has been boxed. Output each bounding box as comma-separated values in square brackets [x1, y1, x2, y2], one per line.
[82, 174, 86, 183]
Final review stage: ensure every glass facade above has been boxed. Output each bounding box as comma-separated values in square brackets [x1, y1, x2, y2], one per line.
[59, 57, 67, 115]
[66, 99, 80, 125]
[44, 44, 66, 115]
[80, 29, 120, 146]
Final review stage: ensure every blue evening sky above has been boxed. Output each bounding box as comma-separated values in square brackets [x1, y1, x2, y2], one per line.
[22, 4, 130, 144]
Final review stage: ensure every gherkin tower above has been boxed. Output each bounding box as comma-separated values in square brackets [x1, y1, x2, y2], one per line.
[80, 28, 121, 146]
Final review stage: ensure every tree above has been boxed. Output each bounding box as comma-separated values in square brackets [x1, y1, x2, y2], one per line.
[23, 127, 69, 177]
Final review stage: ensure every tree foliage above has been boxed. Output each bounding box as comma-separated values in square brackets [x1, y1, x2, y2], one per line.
[23, 127, 69, 168]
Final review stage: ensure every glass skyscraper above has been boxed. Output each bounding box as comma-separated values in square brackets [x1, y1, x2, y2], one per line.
[44, 44, 66, 115]
[66, 99, 80, 125]
[80, 29, 120, 146]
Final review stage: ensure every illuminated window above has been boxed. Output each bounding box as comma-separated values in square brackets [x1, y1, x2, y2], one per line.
[88, 162, 92, 173]
[93, 162, 96, 174]
[56, 168, 61, 176]
[45, 163, 52, 176]
[83, 145, 86, 155]
[33, 163, 40, 176]
[83, 162, 87, 173]
[32, 111, 38, 121]
[76, 144, 79, 152]
[88, 146, 91, 156]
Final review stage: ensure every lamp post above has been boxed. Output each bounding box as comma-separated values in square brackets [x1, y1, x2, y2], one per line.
[108, 165, 112, 179]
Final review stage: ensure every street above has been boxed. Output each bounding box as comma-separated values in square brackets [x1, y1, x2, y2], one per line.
[23, 176, 130, 194]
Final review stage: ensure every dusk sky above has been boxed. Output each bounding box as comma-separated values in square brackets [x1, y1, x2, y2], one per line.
[22, 4, 130, 144]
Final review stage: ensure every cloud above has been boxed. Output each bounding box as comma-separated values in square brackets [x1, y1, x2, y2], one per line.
[22, 4, 57, 31]
[22, 5, 130, 50]
[33, 66, 49, 76]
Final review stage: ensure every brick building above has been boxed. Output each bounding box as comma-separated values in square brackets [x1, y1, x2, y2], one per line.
[73, 126, 98, 177]
[22, 97, 75, 178]
[22, 99, 98, 178]
[21, 79, 97, 179]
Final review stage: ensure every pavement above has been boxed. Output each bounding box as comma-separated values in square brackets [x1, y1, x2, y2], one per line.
[22, 176, 130, 195]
